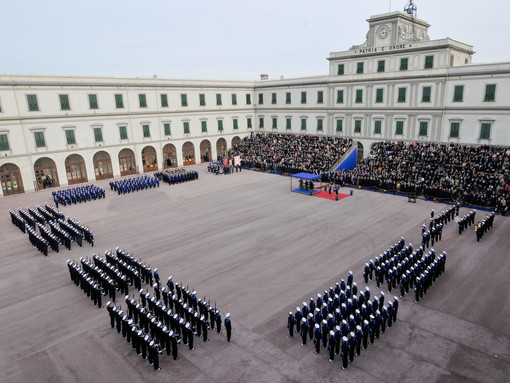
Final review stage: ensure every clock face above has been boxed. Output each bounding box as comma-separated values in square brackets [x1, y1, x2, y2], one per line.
[378, 26, 389, 39]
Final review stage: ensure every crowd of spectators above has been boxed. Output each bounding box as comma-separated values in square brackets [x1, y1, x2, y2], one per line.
[229, 133, 351, 175]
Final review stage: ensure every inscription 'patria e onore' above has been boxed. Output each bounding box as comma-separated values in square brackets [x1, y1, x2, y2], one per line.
[355, 44, 412, 54]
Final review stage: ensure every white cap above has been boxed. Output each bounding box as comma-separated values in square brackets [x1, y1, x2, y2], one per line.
[226, 313, 230, 318]
[315, 323, 320, 329]
[330, 330, 335, 336]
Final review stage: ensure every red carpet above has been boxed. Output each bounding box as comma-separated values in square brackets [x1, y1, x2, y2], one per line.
[313, 190, 350, 201]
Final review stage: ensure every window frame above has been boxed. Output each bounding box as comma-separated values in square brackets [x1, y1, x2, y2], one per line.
[119, 125, 128, 140]
[139, 94, 147, 108]
[400, 58, 408, 71]
[422, 86, 431, 103]
[88, 94, 98, 109]
[65, 129, 76, 145]
[142, 124, 151, 138]
[27, 94, 39, 111]
[161, 94, 168, 108]
[94, 127, 103, 142]
[115, 94, 124, 109]
[453, 85, 464, 102]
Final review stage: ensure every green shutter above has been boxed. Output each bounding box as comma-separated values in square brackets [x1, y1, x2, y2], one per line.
[119, 126, 128, 139]
[374, 120, 381, 134]
[218, 120, 223, 131]
[484, 84, 496, 102]
[357, 62, 364, 74]
[272, 118, 277, 129]
[480, 123, 491, 139]
[65, 130, 75, 145]
[246, 93, 251, 105]
[115, 94, 124, 108]
[395, 121, 404, 135]
[258, 94, 263, 104]
[247, 117, 252, 128]
[183, 122, 190, 134]
[425, 55, 434, 69]
[377, 60, 385, 72]
[142, 125, 150, 137]
[337, 90, 344, 103]
[337, 64, 344, 75]
[27, 95, 39, 111]
[398, 88, 406, 103]
[259, 117, 264, 128]
[422, 87, 431, 102]
[161, 94, 168, 107]
[286, 118, 291, 130]
[317, 119, 323, 131]
[317, 91, 323, 103]
[201, 120, 207, 132]
[336, 119, 343, 132]
[272, 93, 277, 104]
[89, 94, 98, 109]
[59, 95, 70, 110]
[354, 120, 361, 133]
[449, 122, 460, 138]
[301, 119, 306, 130]
[232, 93, 237, 105]
[376, 89, 383, 103]
[181, 94, 188, 107]
[301, 92, 307, 104]
[164, 123, 171, 136]
[356, 89, 363, 103]
[34, 131, 45, 147]
[199, 94, 206, 106]
[419, 121, 428, 136]
[216, 94, 222, 105]
[233, 119, 238, 130]
[400, 58, 408, 71]
[0, 134, 10, 150]
[286, 92, 291, 104]
[94, 127, 103, 142]
[453, 86, 464, 102]
[139, 94, 147, 108]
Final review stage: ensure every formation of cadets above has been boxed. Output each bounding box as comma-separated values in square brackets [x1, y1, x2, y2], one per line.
[421, 206, 458, 248]
[287, 268, 399, 370]
[154, 168, 199, 184]
[458, 209, 477, 234]
[207, 161, 240, 175]
[109, 175, 159, 195]
[475, 212, 496, 241]
[67, 247, 232, 371]
[8, 204, 92, 256]
[52, 185, 105, 207]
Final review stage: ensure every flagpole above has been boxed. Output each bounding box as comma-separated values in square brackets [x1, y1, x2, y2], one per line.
[389, 1, 392, 13]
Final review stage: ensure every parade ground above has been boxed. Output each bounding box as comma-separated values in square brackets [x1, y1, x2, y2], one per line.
[0, 163, 509, 383]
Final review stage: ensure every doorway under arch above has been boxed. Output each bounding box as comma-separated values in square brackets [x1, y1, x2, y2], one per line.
[65, 154, 88, 185]
[182, 142, 195, 166]
[34, 157, 59, 190]
[0, 163, 24, 196]
[93, 151, 113, 180]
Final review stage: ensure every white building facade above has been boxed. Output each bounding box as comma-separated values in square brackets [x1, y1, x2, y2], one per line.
[1, 11, 509, 196]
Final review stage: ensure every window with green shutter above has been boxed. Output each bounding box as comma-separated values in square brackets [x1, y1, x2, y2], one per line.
[27, 94, 39, 111]
[258, 94, 263, 104]
[199, 94, 206, 106]
[271, 93, 277, 104]
[65, 130, 75, 145]
[453, 86, 464, 102]
[94, 127, 103, 142]
[355, 89, 363, 103]
[286, 92, 291, 104]
[115, 94, 124, 108]
[354, 120, 362, 133]
[301, 92, 307, 104]
[357, 62, 364, 74]
[422, 86, 431, 102]
[398, 88, 407, 103]
[337, 90, 344, 103]
[317, 91, 324, 104]
[400, 58, 408, 71]
[377, 60, 385, 72]
[301, 118, 307, 131]
[232, 93, 237, 105]
[375, 88, 383, 103]
[317, 119, 323, 131]
[484, 84, 496, 102]
[336, 119, 343, 132]
[216, 94, 222, 105]
[395, 121, 404, 135]
[142, 125, 150, 138]
[164, 123, 171, 136]
[161, 94, 168, 107]
[59, 94, 70, 110]
[286, 118, 291, 130]
[201, 120, 207, 132]
[218, 120, 223, 131]
[233, 118, 238, 130]
[419, 121, 428, 136]
[34, 131, 45, 147]
[449, 122, 460, 138]
[480, 123, 491, 139]
[374, 120, 382, 134]
[183, 121, 190, 134]
[246, 94, 251, 105]
[119, 126, 128, 140]
[259, 117, 264, 128]
[139, 94, 147, 108]
[0, 134, 10, 150]
[247, 117, 252, 128]
[89, 94, 98, 109]
[181, 94, 188, 107]
[424, 55, 434, 69]
[272, 118, 277, 129]
[337, 64, 344, 75]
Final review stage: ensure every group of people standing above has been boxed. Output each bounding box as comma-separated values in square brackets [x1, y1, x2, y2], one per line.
[154, 168, 199, 185]
[110, 175, 160, 194]
[52, 184, 105, 207]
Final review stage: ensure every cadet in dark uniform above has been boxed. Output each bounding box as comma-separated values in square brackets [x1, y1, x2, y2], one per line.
[313, 323, 321, 354]
[287, 312, 295, 337]
[341, 336, 349, 370]
[328, 331, 335, 361]
[201, 315, 209, 342]
[225, 313, 232, 342]
[300, 318, 308, 346]
[215, 310, 222, 334]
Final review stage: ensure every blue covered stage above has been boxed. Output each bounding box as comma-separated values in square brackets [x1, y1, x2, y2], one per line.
[290, 172, 322, 195]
